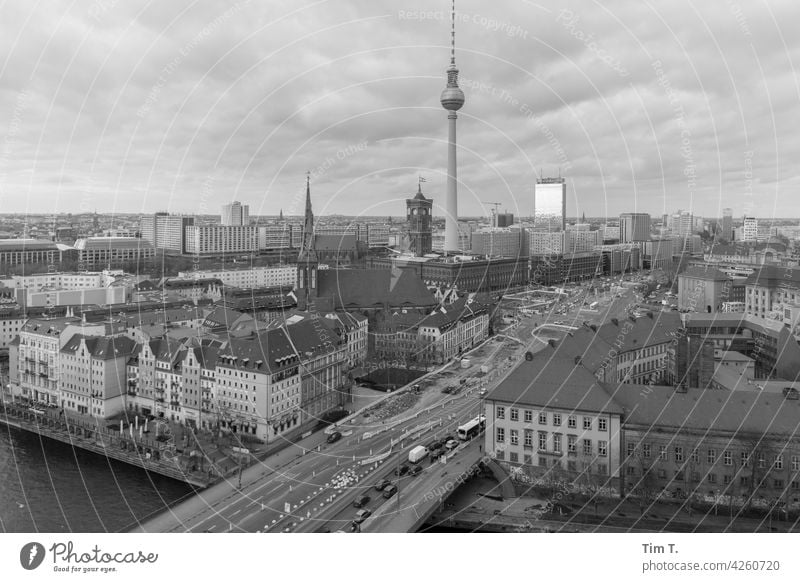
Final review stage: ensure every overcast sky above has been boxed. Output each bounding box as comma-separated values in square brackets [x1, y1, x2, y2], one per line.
[1, 0, 798, 222]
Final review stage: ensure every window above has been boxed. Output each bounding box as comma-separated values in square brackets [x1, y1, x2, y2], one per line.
[721, 451, 732, 466]
[598, 417, 607, 431]
[741, 452, 750, 467]
[775, 455, 783, 470]
[793, 456, 800, 471]
[740, 476, 749, 487]
[723, 474, 732, 485]
[496, 406, 505, 420]
[792, 481, 800, 491]
[496, 427, 505, 443]
[643, 443, 651, 458]
[567, 460, 577, 472]
[627, 442, 635, 457]
[510, 408, 519, 422]
[496, 450, 504, 460]
[568, 415, 577, 429]
[707, 449, 716, 464]
[659, 445, 667, 461]
[675, 446, 683, 463]
[708, 473, 717, 484]
[524, 454, 532, 465]
[509, 452, 518, 463]
[539, 412, 547, 425]
[524, 409, 533, 423]
[538, 431, 547, 451]
[758, 453, 766, 468]
[583, 439, 592, 456]
[774, 479, 784, 489]
[690, 448, 699, 463]
[553, 413, 561, 427]
[598, 440, 607, 457]
[657, 469, 667, 479]
[510, 429, 519, 446]
[568, 435, 577, 453]
[626, 465, 636, 476]
[538, 456, 547, 467]
[597, 463, 607, 475]
[524, 429, 533, 448]
[583, 416, 592, 430]
[553, 433, 562, 454]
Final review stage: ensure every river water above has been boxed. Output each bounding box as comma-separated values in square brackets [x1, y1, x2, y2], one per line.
[0, 425, 193, 533]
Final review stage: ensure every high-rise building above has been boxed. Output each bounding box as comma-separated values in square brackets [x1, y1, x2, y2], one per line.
[140, 213, 194, 254]
[470, 227, 529, 259]
[619, 213, 650, 243]
[743, 216, 758, 242]
[221, 201, 249, 226]
[722, 208, 733, 241]
[496, 212, 514, 228]
[440, 4, 465, 252]
[533, 177, 566, 232]
[406, 182, 433, 256]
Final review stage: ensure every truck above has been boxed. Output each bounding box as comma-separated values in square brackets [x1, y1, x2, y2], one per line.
[408, 445, 428, 464]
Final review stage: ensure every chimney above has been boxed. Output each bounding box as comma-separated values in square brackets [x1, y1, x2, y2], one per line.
[611, 318, 618, 326]
[589, 324, 597, 332]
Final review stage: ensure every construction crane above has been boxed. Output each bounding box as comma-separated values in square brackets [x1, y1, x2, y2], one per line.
[484, 202, 502, 227]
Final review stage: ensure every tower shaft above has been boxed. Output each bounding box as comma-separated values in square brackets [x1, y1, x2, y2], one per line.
[444, 112, 459, 252]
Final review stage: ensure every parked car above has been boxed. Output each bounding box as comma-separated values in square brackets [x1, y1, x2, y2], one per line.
[353, 495, 370, 508]
[353, 508, 372, 523]
[395, 464, 410, 477]
[326, 431, 342, 444]
[374, 479, 391, 491]
[445, 439, 459, 450]
[410, 465, 423, 476]
[382, 485, 398, 499]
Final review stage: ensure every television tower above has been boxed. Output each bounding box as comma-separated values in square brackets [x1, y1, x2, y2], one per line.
[440, 0, 465, 252]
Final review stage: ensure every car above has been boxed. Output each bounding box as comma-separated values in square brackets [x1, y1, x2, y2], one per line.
[353, 495, 371, 508]
[382, 485, 398, 499]
[326, 431, 342, 444]
[353, 508, 372, 523]
[439, 435, 454, 446]
[445, 439, 458, 450]
[395, 464, 410, 476]
[374, 479, 391, 491]
[410, 465, 423, 476]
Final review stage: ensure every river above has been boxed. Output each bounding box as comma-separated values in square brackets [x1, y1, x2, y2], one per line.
[0, 425, 194, 533]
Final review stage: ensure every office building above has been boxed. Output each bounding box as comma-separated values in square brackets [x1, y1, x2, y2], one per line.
[184, 225, 259, 255]
[619, 213, 651, 243]
[140, 213, 194, 254]
[221, 201, 249, 226]
[742, 217, 758, 242]
[534, 177, 567, 232]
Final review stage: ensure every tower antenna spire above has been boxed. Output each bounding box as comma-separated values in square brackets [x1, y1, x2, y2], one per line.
[450, 0, 456, 65]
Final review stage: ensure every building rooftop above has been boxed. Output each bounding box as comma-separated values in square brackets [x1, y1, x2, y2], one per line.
[61, 334, 137, 360]
[612, 384, 800, 437]
[744, 265, 800, 288]
[317, 268, 437, 310]
[680, 265, 731, 282]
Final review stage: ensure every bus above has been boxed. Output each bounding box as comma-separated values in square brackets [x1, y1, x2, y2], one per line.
[457, 415, 486, 440]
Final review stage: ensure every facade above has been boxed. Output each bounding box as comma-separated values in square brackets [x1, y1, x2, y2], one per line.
[177, 265, 296, 288]
[140, 213, 194, 254]
[471, 227, 529, 259]
[73, 237, 155, 269]
[496, 213, 514, 228]
[258, 225, 295, 250]
[0, 239, 72, 267]
[530, 231, 564, 256]
[184, 225, 259, 255]
[743, 217, 758, 242]
[221, 201, 249, 226]
[677, 266, 733, 313]
[534, 178, 567, 232]
[619, 213, 651, 243]
[643, 239, 674, 270]
[565, 227, 602, 253]
[406, 183, 433, 257]
[59, 335, 137, 418]
[744, 265, 800, 323]
[529, 252, 602, 285]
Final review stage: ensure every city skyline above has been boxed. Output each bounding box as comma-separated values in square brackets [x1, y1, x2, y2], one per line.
[1, 2, 798, 220]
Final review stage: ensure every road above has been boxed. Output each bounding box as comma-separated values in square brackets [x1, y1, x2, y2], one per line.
[132, 334, 524, 533]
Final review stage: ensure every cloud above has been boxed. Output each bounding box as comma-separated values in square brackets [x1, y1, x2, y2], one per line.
[0, 0, 798, 220]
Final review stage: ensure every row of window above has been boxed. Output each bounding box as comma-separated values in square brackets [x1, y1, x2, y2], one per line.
[496, 450, 608, 475]
[628, 442, 798, 470]
[496, 406, 607, 431]
[497, 428, 608, 456]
